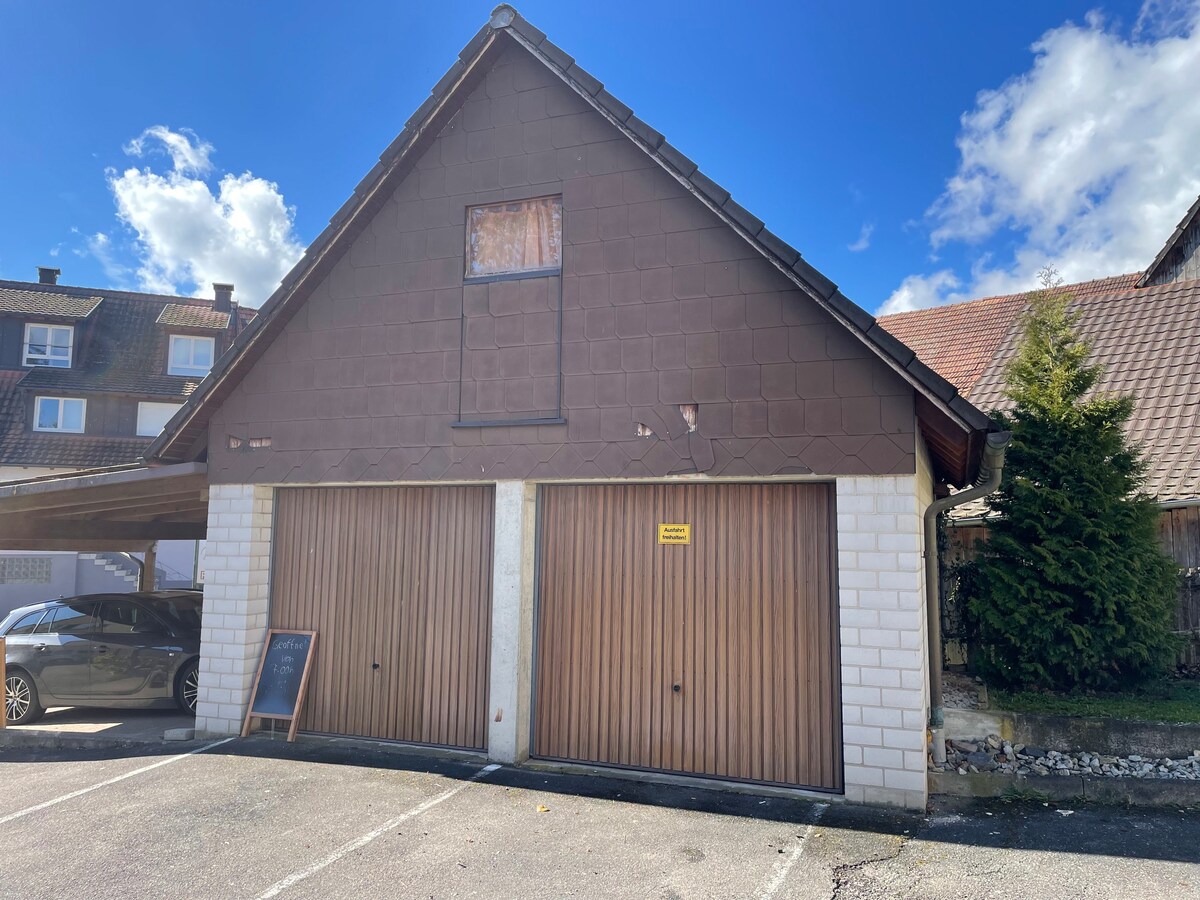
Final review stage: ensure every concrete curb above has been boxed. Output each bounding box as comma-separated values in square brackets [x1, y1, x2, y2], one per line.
[945, 708, 1200, 759]
[929, 771, 1200, 807]
[0, 728, 202, 753]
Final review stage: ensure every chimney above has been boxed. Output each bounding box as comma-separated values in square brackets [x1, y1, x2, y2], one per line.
[38, 267, 61, 285]
[213, 283, 234, 313]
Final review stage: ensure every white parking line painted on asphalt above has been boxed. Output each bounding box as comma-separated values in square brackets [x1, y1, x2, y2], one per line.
[255, 763, 502, 899]
[753, 802, 828, 899]
[0, 737, 235, 827]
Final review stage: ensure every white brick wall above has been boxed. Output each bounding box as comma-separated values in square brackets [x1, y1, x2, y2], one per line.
[836, 471, 930, 810]
[187, 473, 936, 808]
[194, 484, 274, 737]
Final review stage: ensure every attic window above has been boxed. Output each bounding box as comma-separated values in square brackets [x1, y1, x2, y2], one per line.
[168, 334, 215, 377]
[34, 396, 85, 433]
[466, 196, 562, 280]
[137, 401, 183, 437]
[24, 323, 73, 368]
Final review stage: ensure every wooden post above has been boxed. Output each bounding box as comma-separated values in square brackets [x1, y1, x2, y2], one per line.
[1, 636, 6, 730]
[141, 542, 157, 591]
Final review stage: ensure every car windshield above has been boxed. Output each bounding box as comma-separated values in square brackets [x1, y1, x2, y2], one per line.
[141, 595, 202, 632]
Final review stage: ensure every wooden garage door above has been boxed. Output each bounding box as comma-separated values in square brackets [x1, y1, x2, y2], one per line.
[533, 483, 841, 790]
[270, 486, 493, 749]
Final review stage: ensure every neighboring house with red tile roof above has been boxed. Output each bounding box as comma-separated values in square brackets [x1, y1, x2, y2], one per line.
[879, 200, 1200, 662]
[880, 262, 1199, 505]
[0, 270, 254, 611]
[880, 274, 1142, 399]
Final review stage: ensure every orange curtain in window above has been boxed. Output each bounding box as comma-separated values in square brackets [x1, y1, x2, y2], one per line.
[468, 196, 562, 277]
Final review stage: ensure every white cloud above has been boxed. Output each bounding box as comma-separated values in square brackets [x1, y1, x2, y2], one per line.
[105, 126, 304, 306]
[82, 232, 133, 285]
[885, 0, 1200, 313]
[880, 270, 961, 315]
[847, 222, 874, 253]
[123, 125, 214, 176]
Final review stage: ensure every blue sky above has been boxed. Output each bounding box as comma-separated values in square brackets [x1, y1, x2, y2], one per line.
[3, 1, 1197, 313]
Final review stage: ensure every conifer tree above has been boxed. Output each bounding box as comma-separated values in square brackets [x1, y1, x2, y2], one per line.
[965, 269, 1178, 690]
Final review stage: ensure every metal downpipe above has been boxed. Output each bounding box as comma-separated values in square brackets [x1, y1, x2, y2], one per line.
[924, 431, 1011, 763]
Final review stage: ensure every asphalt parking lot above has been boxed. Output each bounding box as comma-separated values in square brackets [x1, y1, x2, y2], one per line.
[1, 737, 1198, 899]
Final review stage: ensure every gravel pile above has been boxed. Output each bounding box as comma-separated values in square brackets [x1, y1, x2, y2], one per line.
[942, 673, 982, 710]
[933, 734, 1200, 780]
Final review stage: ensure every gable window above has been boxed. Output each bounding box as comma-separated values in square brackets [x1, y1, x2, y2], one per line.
[34, 396, 86, 433]
[24, 323, 73, 368]
[136, 401, 183, 437]
[466, 196, 562, 279]
[168, 334, 215, 377]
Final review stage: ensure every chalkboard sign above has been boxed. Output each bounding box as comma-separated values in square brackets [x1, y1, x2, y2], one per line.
[241, 629, 317, 742]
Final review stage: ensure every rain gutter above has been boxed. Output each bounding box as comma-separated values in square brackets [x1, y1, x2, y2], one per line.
[924, 430, 1012, 763]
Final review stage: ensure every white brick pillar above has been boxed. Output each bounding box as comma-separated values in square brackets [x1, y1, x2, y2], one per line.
[486, 480, 537, 763]
[194, 484, 274, 737]
[836, 475, 929, 809]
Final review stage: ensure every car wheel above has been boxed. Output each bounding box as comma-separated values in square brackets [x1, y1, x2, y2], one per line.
[5, 669, 45, 725]
[176, 660, 200, 714]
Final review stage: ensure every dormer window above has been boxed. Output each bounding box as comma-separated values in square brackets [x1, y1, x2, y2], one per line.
[34, 396, 86, 433]
[24, 323, 73, 368]
[168, 334, 215, 377]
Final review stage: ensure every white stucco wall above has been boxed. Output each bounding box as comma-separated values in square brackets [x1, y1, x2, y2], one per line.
[194, 484, 274, 737]
[486, 480, 537, 763]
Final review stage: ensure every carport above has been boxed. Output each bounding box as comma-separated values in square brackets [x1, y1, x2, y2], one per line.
[0, 463, 209, 737]
[0, 463, 208, 589]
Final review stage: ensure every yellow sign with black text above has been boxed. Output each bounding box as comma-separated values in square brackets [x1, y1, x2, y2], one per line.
[658, 523, 691, 545]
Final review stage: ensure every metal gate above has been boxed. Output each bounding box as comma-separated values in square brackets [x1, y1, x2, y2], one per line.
[270, 485, 494, 748]
[532, 482, 842, 790]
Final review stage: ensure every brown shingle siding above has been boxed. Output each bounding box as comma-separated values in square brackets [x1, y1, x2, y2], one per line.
[207, 45, 916, 485]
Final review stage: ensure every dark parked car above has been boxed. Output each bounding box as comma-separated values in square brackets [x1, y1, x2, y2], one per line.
[1, 591, 202, 725]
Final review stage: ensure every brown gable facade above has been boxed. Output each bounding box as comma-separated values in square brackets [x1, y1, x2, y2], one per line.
[205, 42, 918, 485]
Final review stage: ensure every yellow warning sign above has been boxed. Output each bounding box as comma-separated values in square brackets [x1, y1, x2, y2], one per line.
[658, 523, 691, 545]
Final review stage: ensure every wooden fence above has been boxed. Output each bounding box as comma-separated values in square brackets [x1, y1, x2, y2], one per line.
[944, 507, 1200, 668]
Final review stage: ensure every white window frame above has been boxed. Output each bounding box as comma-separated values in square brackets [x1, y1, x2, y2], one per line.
[136, 401, 183, 437]
[33, 396, 86, 433]
[167, 334, 216, 377]
[23, 323, 74, 368]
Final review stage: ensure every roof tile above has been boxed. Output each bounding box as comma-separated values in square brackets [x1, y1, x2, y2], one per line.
[0, 287, 101, 319]
[156, 303, 231, 330]
[879, 272, 1200, 501]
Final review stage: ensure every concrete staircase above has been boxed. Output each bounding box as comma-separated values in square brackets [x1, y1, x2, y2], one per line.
[79, 552, 140, 587]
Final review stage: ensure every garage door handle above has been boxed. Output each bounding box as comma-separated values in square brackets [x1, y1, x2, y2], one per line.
[371, 662, 380, 670]
[672, 683, 681, 693]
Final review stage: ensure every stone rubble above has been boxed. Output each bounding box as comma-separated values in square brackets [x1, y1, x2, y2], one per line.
[941, 673, 982, 711]
[931, 734, 1200, 780]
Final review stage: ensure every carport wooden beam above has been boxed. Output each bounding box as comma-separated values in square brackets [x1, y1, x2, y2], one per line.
[0, 462, 208, 550]
[0, 463, 207, 513]
[0, 522, 204, 541]
[0, 539, 156, 552]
